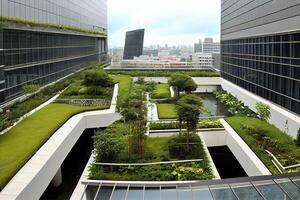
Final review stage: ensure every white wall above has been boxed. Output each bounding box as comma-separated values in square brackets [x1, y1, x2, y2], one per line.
[221, 78, 300, 137]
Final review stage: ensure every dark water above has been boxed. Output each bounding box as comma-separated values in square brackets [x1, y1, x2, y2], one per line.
[197, 93, 229, 117]
[40, 129, 95, 200]
[208, 146, 247, 179]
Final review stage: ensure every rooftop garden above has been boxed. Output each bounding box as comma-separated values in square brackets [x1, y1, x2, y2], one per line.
[0, 16, 107, 37]
[106, 69, 220, 77]
[226, 116, 300, 174]
[157, 103, 177, 119]
[0, 64, 114, 190]
[88, 75, 214, 181]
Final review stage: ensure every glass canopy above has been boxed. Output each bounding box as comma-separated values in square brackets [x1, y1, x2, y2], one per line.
[81, 173, 300, 200]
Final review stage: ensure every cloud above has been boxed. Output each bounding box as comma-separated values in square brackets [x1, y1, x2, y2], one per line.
[108, 0, 221, 47]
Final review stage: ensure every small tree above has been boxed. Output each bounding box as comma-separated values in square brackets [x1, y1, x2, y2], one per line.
[296, 128, 300, 147]
[22, 84, 40, 96]
[255, 102, 271, 121]
[176, 94, 203, 152]
[169, 74, 197, 97]
[83, 69, 113, 87]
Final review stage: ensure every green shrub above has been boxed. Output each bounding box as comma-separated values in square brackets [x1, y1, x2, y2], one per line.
[83, 69, 113, 87]
[197, 120, 223, 129]
[149, 122, 180, 130]
[255, 102, 271, 121]
[168, 133, 204, 159]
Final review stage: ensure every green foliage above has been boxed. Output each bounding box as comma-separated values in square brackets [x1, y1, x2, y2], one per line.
[110, 75, 132, 108]
[168, 133, 205, 159]
[197, 120, 223, 129]
[214, 90, 255, 116]
[0, 16, 106, 36]
[149, 120, 223, 130]
[296, 128, 300, 147]
[157, 103, 177, 119]
[152, 83, 170, 99]
[107, 69, 220, 77]
[93, 130, 124, 163]
[144, 81, 157, 93]
[226, 116, 300, 174]
[83, 69, 113, 87]
[255, 102, 271, 121]
[176, 94, 203, 132]
[22, 84, 40, 95]
[169, 74, 197, 97]
[0, 103, 103, 190]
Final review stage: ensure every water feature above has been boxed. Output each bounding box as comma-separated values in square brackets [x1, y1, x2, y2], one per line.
[208, 146, 247, 179]
[197, 93, 229, 117]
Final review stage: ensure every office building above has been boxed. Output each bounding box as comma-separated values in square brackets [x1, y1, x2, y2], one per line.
[194, 39, 203, 53]
[203, 37, 220, 53]
[192, 53, 213, 68]
[123, 29, 145, 59]
[0, 0, 108, 103]
[212, 53, 221, 70]
[221, 0, 300, 135]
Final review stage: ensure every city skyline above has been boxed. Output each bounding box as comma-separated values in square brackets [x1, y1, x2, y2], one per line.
[108, 0, 221, 47]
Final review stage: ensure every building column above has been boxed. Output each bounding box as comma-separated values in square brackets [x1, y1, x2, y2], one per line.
[51, 167, 62, 187]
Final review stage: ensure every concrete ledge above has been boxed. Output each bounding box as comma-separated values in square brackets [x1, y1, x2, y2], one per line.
[220, 119, 271, 176]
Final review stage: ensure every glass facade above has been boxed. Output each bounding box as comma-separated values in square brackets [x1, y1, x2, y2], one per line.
[123, 29, 145, 60]
[221, 32, 300, 115]
[0, 0, 108, 103]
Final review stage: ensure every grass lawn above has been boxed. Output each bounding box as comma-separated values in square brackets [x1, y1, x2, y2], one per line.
[145, 137, 170, 160]
[226, 116, 300, 174]
[152, 84, 170, 99]
[0, 103, 104, 190]
[157, 103, 177, 119]
[110, 75, 132, 107]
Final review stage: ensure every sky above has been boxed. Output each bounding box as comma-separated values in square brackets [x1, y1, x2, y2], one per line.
[107, 0, 221, 48]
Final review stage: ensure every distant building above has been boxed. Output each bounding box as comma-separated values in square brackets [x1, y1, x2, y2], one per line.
[194, 39, 203, 53]
[212, 53, 220, 71]
[203, 38, 220, 53]
[123, 29, 145, 59]
[192, 53, 213, 68]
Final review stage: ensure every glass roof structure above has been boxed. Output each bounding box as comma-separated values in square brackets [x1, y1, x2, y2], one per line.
[81, 173, 300, 200]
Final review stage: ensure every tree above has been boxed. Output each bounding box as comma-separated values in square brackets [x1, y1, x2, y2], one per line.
[176, 94, 203, 152]
[296, 128, 300, 147]
[83, 69, 113, 87]
[22, 84, 40, 96]
[255, 102, 271, 121]
[120, 88, 147, 156]
[169, 73, 197, 97]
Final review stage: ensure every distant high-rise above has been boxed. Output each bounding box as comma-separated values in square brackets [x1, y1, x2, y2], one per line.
[194, 39, 203, 53]
[123, 29, 145, 59]
[203, 38, 220, 53]
[0, 0, 108, 104]
[221, 0, 300, 115]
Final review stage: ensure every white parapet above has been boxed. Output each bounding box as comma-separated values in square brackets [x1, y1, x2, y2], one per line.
[221, 78, 300, 137]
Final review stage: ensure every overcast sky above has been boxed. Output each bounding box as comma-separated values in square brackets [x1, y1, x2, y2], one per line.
[108, 0, 221, 47]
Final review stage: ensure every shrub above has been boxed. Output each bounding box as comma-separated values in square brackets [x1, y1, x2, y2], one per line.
[93, 130, 123, 163]
[255, 102, 271, 121]
[168, 133, 204, 159]
[83, 69, 113, 87]
[197, 120, 223, 129]
[22, 84, 40, 95]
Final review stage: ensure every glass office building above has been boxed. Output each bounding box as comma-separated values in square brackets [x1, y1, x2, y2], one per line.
[221, 0, 300, 115]
[123, 29, 145, 60]
[0, 0, 108, 103]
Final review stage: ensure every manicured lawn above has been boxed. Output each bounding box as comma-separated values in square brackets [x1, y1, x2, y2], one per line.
[146, 137, 170, 160]
[152, 84, 170, 99]
[157, 103, 177, 119]
[0, 103, 104, 190]
[110, 75, 132, 107]
[226, 116, 300, 174]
